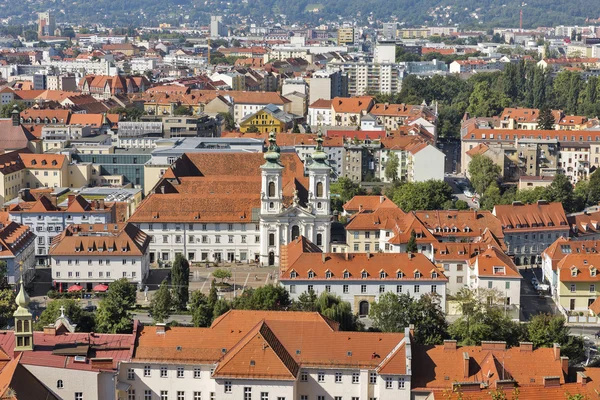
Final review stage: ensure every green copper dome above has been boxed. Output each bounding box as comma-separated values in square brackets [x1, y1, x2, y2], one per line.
[311, 129, 327, 163]
[264, 131, 281, 163]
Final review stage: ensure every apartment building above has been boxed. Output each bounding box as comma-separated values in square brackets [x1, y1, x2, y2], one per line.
[327, 61, 404, 96]
[493, 201, 569, 265]
[280, 236, 447, 315]
[0, 221, 36, 286]
[19, 153, 91, 189]
[370, 103, 437, 134]
[7, 192, 118, 263]
[556, 254, 600, 312]
[49, 223, 150, 291]
[308, 99, 333, 126]
[118, 310, 412, 400]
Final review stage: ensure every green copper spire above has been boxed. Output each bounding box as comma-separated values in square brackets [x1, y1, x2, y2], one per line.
[263, 131, 282, 167]
[311, 129, 327, 163]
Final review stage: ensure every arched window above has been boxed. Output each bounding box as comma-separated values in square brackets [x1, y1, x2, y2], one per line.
[268, 181, 276, 197]
[316, 182, 323, 197]
[269, 233, 275, 246]
[57, 380, 64, 389]
[23, 320, 29, 332]
[16, 320, 22, 332]
[291, 225, 300, 240]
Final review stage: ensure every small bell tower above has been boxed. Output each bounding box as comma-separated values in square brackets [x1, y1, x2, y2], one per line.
[307, 129, 331, 216]
[11, 105, 20, 127]
[14, 264, 33, 351]
[260, 132, 284, 215]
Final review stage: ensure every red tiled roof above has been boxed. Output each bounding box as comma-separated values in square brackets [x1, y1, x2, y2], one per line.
[493, 202, 568, 232]
[342, 195, 396, 213]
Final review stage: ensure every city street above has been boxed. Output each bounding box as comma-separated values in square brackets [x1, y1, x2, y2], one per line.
[519, 267, 559, 320]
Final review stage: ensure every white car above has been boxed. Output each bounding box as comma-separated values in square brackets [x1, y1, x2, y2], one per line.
[463, 189, 474, 197]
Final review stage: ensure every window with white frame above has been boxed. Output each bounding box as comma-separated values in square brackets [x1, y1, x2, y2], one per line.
[177, 366, 184, 378]
[161, 391, 168, 400]
[194, 367, 201, 378]
[160, 366, 167, 377]
[301, 371, 308, 381]
[369, 372, 377, 384]
[127, 368, 135, 380]
[225, 381, 232, 393]
[352, 372, 359, 383]
[128, 389, 136, 400]
[244, 388, 252, 400]
[144, 365, 151, 377]
[261, 393, 268, 400]
[75, 393, 83, 400]
[145, 390, 152, 400]
[194, 392, 202, 400]
[398, 377, 406, 388]
[386, 377, 393, 388]
[318, 371, 325, 382]
[335, 372, 342, 382]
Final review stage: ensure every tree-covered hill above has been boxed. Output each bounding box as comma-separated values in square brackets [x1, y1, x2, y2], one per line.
[0, 0, 595, 28]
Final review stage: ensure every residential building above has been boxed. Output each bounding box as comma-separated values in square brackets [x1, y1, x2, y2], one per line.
[78, 75, 149, 100]
[556, 253, 600, 312]
[0, 149, 28, 205]
[309, 70, 348, 105]
[493, 201, 569, 265]
[411, 340, 570, 398]
[331, 96, 374, 127]
[72, 149, 152, 190]
[281, 236, 447, 315]
[37, 11, 56, 37]
[226, 91, 292, 125]
[327, 61, 404, 96]
[370, 103, 437, 135]
[449, 59, 507, 74]
[120, 310, 412, 400]
[542, 237, 600, 297]
[0, 221, 36, 286]
[239, 104, 300, 134]
[342, 195, 395, 215]
[210, 16, 228, 38]
[19, 153, 91, 189]
[308, 99, 333, 126]
[49, 223, 150, 292]
[379, 136, 445, 182]
[337, 27, 356, 45]
[7, 192, 118, 263]
[568, 209, 600, 240]
[130, 133, 332, 266]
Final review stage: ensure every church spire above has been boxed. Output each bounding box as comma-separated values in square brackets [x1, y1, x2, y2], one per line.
[14, 263, 33, 351]
[311, 129, 328, 164]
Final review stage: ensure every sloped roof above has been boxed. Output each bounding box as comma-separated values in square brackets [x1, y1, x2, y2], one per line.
[493, 202, 568, 232]
[19, 153, 66, 169]
[468, 247, 522, 278]
[331, 96, 374, 113]
[342, 195, 396, 213]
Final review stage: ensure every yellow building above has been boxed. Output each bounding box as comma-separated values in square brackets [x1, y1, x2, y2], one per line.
[557, 254, 600, 313]
[239, 104, 296, 134]
[20, 153, 92, 189]
[0, 150, 27, 204]
[337, 28, 355, 45]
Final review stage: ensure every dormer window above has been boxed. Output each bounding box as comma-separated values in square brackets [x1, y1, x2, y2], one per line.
[31, 159, 36, 165]
[571, 268, 578, 277]
[52, 160, 57, 166]
[493, 266, 505, 275]
[379, 271, 386, 279]
[343, 271, 350, 279]
[308, 271, 315, 279]
[290, 271, 297, 278]
[592, 268, 597, 277]
[396, 271, 403, 279]
[431, 272, 438, 279]
[361, 271, 368, 279]
[326, 271, 332, 279]
[414, 271, 421, 279]
[41, 160, 47, 166]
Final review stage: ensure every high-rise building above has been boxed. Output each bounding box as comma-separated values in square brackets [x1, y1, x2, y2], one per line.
[382, 22, 398, 40]
[374, 40, 397, 64]
[337, 27, 356, 45]
[210, 16, 228, 38]
[37, 12, 55, 38]
[309, 70, 348, 105]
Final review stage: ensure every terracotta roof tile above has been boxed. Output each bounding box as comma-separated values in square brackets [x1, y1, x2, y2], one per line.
[342, 195, 396, 213]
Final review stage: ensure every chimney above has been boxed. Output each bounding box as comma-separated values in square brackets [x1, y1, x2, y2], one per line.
[481, 341, 506, 351]
[67, 194, 75, 207]
[463, 352, 470, 378]
[156, 323, 167, 335]
[322, 253, 326, 263]
[444, 340, 457, 351]
[553, 343, 561, 360]
[577, 371, 590, 385]
[359, 204, 363, 212]
[99, 199, 105, 210]
[407, 252, 413, 260]
[366, 252, 371, 260]
[43, 325, 57, 336]
[380, 196, 385, 204]
[51, 193, 59, 207]
[19, 188, 30, 201]
[561, 356, 569, 377]
[345, 252, 350, 261]
[519, 342, 533, 352]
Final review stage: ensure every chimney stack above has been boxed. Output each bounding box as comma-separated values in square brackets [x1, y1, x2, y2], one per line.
[519, 342, 533, 352]
[366, 253, 371, 260]
[345, 252, 350, 261]
[407, 252, 413, 260]
[577, 371, 590, 385]
[553, 343, 561, 360]
[444, 340, 457, 351]
[380, 196, 385, 204]
[67, 194, 75, 207]
[561, 356, 569, 377]
[359, 204, 363, 212]
[156, 323, 167, 335]
[99, 199, 105, 210]
[322, 253, 326, 263]
[463, 352, 470, 378]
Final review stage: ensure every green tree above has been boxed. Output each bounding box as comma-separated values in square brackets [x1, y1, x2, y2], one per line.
[189, 291, 213, 327]
[468, 154, 502, 195]
[528, 314, 584, 361]
[151, 280, 172, 323]
[516, 186, 548, 204]
[35, 299, 95, 332]
[246, 125, 260, 133]
[95, 278, 137, 333]
[233, 284, 290, 310]
[537, 106, 555, 130]
[208, 279, 218, 306]
[384, 152, 399, 182]
[330, 177, 366, 211]
[212, 299, 231, 319]
[546, 173, 575, 212]
[317, 292, 362, 331]
[292, 120, 300, 133]
[173, 105, 192, 116]
[369, 292, 413, 332]
[0, 101, 26, 118]
[0, 260, 7, 287]
[218, 112, 236, 131]
[213, 268, 232, 283]
[587, 169, 600, 206]
[406, 229, 418, 253]
[0, 289, 17, 329]
[481, 182, 503, 211]
[292, 289, 319, 311]
[171, 254, 190, 311]
[391, 180, 453, 211]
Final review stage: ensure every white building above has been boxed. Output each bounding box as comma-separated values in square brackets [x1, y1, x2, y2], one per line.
[130, 133, 332, 267]
[308, 99, 333, 126]
[130, 58, 157, 74]
[118, 310, 412, 400]
[41, 58, 116, 76]
[0, 221, 36, 286]
[49, 223, 151, 292]
[280, 236, 448, 315]
[210, 16, 228, 38]
[8, 193, 117, 264]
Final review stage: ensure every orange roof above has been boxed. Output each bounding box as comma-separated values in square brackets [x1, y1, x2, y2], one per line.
[343, 195, 396, 213]
[345, 206, 406, 231]
[412, 342, 566, 391]
[468, 247, 522, 278]
[414, 210, 504, 241]
[542, 237, 600, 271]
[49, 223, 150, 257]
[19, 153, 66, 169]
[309, 99, 332, 109]
[370, 103, 435, 121]
[463, 127, 600, 142]
[133, 310, 406, 372]
[0, 222, 35, 258]
[331, 96, 374, 113]
[493, 202, 568, 233]
[281, 236, 447, 282]
[557, 254, 600, 282]
[220, 90, 291, 105]
[466, 143, 489, 157]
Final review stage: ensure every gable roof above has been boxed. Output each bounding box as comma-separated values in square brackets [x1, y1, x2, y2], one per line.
[343, 195, 396, 213]
[493, 202, 568, 232]
[331, 96, 374, 113]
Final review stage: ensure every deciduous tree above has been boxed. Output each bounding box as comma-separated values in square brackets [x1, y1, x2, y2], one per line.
[95, 278, 137, 333]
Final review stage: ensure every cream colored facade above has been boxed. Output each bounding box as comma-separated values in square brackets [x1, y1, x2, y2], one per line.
[143, 163, 170, 195]
[25, 163, 68, 189]
[337, 27, 355, 45]
[558, 279, 600, 312]
[0, 168, 25, 205]
[67, 163, 92, 187]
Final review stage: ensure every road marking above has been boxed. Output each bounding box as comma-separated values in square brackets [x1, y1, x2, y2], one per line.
[200, 272, 212, 292]
[243, 273, 250, 293]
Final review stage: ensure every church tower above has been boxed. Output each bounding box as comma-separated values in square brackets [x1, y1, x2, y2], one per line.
[307, 130, 331, 216]
[14, 272, 33, 352]
[260, 132, 284, 215]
